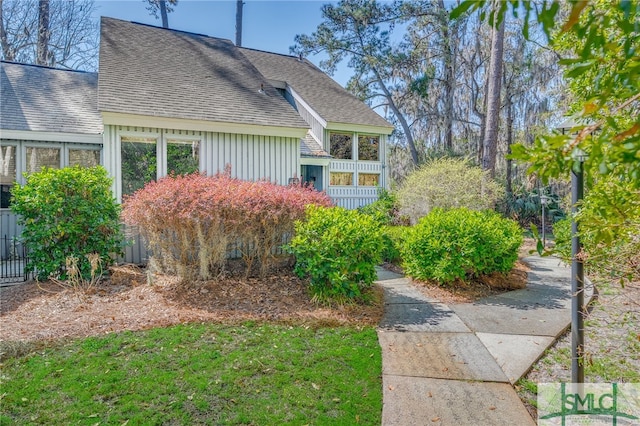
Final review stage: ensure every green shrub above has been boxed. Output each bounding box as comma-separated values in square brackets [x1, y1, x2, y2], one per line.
[552, 217, 572, 261]
[397, 157, 503, 224]
[401, 208, 523, 284]
[11, 166, 124, 281]
[288, 205, 383, 303]
[381, 225, 409, 264]
[358, 188, 407, 226]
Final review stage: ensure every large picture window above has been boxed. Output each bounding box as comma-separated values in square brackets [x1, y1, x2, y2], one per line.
[358, 173, 380, 186]
[330, 132, 353, 160]
[330, 172, 353, 186]
[167, 139, 199, 175]
[121, 136, 157, 196]
[26, 147, 60, 173]
[358, 135, 379, 161]
[69, 149, 100, 167]
[0, 144, 16, 208]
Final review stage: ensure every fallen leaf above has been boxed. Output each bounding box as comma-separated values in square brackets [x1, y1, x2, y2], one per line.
[427, 391, 433, 398]
[489, 406, 496, 410]
[431, 417, 440, 422]
[312, 383, 320, 390]
[388, 385, 395, 391]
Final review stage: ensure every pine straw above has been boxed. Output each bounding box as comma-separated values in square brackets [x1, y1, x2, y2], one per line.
[0, 268, 384, 348]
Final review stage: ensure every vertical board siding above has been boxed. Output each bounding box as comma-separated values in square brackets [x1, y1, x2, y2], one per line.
[296, 103, 325, 144]
[203, 132, 298, 185]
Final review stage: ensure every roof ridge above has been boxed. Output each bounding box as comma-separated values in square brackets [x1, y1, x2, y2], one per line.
[0, 60, 96, 75]
[239, 46, 309, 62]
[101, 16, 233, 45]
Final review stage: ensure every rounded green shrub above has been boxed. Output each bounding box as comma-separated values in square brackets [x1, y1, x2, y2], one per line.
[288, 205, 383, 303]
[10, 166, 124, 281]
[401, 208, 523, 284]
[397, 157, 503, 224]
[381, 225, 409, 264]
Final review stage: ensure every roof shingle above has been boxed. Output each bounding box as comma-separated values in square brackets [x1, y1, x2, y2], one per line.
[239, 48, 393, 131]
[1, 61, 102, 134]
[98, 18, 308, 130]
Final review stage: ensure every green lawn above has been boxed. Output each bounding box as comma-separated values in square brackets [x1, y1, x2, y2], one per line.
[0, 322, 382, 425]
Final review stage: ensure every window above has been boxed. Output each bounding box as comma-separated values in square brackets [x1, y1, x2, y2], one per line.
[358, 135, 379, 161]
[330, 172, 353, 186]
[69, 149, 100, 167]
[0, 145, 16, 208]
[358, 173, 379, 186]
[121, 136, 157, 196]
[26, 147, 60, 173]
[330, 132, 352, 160]
[167, 139, 199, 175]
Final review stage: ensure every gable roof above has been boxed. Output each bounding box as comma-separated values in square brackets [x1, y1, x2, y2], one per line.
[98, 18, 308, 133]
[1, 61, 102, 135]
[239, 48, 394, 133]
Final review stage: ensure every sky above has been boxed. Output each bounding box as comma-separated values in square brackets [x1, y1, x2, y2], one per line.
[92, 0, 353, 85]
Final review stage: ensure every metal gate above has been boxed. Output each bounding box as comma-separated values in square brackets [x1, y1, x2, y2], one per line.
[1, 235, 29, 284]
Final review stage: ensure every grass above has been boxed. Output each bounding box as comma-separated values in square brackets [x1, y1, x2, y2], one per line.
[0, 322, 382, 425]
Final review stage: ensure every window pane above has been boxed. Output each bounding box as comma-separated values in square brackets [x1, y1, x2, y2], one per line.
[330, 172, 353, 186]
[69, 149, 100, 167]
[26, 147, 60, 173]
[358, 173, 379, 186]
[330, 132, 352, 160]
[121, 137, 157, 196]
[358, 135, 379, 161]
[0, 145, 16, 208]
[167, 140, 200, 175]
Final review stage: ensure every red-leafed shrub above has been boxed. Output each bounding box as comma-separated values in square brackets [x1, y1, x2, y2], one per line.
[121, 170, 332, 280]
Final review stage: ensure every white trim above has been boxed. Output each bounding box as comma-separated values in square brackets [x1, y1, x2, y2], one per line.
[326, 121, 394, 135]
[287, 86, 328, 128]
[101, 112, 308, 139]
[300, 157, 330, 166]
[0, 129, 103, 144]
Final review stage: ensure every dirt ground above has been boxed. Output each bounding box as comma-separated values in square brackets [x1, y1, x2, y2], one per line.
[0, 266, 384, 348]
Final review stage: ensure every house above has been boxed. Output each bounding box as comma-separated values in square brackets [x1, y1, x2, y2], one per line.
[0, 17, 394, 263]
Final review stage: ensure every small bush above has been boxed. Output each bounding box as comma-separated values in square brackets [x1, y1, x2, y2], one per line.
[288, 205, 383, 304]
[381, 225, 409, 264]
[401, 208, 523, 284]
[10, 166, 124, 281]
[121, 171, 332, 280]
[397, 157, 503, 224]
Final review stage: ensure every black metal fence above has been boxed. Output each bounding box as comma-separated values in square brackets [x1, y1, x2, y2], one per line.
[1, 235, 29, 284]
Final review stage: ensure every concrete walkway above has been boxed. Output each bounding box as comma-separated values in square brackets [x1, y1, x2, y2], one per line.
[376, 256, 589, 426]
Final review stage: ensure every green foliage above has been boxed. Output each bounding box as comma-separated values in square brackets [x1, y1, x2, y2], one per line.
[499, 187, 565, 229]
[357, 187, 407, 226]
[402, 208, 523, 284]
[0, 323, 382, 425]
[381, 225, 408, 264]
[10, 166, 124, 281]
[552, 177, 640, 281]
[458, 0, 639, 280]
[397, 157, 504, 224]
[288, 205, 383, 303]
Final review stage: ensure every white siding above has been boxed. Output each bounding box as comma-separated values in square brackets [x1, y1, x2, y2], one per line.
[296, 102, 325, 145]
[103, 125, 300, 201]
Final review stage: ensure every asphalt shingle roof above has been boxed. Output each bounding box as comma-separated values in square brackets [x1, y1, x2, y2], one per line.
[1, 61, 102, 134]
[301, 131, 331, 158]
[98, 18, 308, 130]
[239, 48, 393, 131]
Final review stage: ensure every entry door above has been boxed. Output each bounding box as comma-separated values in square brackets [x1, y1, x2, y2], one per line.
[301, 165, 323, 191]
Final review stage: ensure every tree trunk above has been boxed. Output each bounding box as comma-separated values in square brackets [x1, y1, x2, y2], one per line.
[372, 67, 420, 165]
[0, 0, 15, 62]
[37, 0, 50, 65]
[235, 0, 243, 46]
[159, 0, 169, 28]
[438, 0, 455, 152]
[505, 93, 514, 197]
[481, 1, 505, 177]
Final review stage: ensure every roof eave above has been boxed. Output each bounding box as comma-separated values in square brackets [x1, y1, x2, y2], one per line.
[101, 111, 309, 139]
